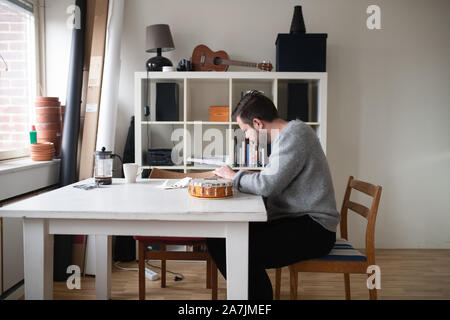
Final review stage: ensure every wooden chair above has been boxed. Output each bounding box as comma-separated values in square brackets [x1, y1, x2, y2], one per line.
[274, 176, 382, 300]
[134, 168, 218, 300]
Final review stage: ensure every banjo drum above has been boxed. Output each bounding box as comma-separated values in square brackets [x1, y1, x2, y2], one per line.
[188, 178, 234, 199]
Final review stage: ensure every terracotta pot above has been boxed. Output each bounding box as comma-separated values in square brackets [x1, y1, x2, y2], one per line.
[36, 114, 61, 123]
[35, 101, 61, 107]
[36, 130, 61, 156]
[36, 97, 59, 101]
[34, 97, 62, 157]
[36, 122, 61, 131]
[30, 142, 55, 161]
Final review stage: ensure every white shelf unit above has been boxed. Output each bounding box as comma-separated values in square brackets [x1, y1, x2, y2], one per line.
[134, 72, 327, 173]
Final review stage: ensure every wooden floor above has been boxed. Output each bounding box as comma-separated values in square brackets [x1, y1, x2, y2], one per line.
[49, 249, 450, 300]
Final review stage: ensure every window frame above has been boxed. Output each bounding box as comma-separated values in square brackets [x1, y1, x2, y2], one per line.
[0, 0, 45, 161]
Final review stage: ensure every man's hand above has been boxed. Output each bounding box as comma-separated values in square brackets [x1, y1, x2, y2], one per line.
[214, 166, 236, 180]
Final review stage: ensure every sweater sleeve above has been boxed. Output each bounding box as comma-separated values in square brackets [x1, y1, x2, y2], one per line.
[233, 130, 307, 197]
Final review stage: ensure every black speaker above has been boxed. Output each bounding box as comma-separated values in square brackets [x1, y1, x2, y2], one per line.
[156, 82, 179, 121]
[287, 83, 309, 122]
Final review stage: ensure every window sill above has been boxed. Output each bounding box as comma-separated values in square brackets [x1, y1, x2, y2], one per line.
[0, 157, 60, 202]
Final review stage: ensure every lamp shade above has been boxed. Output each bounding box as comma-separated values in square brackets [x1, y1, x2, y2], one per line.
[146, 24, 175, 53]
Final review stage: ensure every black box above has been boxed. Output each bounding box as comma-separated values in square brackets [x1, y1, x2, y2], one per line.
[276, 33, 327, 72]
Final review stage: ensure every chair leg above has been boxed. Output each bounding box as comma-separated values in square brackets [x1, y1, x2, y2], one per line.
[368, 273, 378, 300]
[274, 268, 281, 300]
[161, 244, 166, 288]
[206, 255, 212, 289]
[344, 273, 351, 300]
[369, 288, 377, 300]
[211, 259, 218, 300]
[138, 241, 146, 300]
[289, 266, 298, 300]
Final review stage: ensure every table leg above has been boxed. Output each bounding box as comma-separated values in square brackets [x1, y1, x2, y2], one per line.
[95, 235, 112, 300]
[226, 222, 249, 300]
[23, 218, 54, 300]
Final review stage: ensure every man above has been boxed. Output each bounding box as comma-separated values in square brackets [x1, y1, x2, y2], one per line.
[209, 90, 340, 300]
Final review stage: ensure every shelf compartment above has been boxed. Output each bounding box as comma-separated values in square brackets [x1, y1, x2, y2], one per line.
[277, 79, 319, 123]
[185, 124, 231, 165]
[140, 78, 185, 122]
[231, 79, 276, 117]
[141, 124, 185, 167]
[186, 79, 230, 122]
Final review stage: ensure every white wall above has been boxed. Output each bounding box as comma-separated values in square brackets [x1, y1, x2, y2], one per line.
[45, 0, 450, 249]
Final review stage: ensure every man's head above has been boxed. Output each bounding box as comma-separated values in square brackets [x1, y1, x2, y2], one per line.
[232, 90, 279, 141]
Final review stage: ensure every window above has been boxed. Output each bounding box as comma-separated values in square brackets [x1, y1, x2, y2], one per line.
[0, 0, 39, 161]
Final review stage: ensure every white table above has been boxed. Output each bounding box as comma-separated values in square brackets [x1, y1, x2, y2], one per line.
[0, 178, 267, 300]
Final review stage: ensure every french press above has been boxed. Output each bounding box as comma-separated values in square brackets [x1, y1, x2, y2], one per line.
[94, 147, 123, 185]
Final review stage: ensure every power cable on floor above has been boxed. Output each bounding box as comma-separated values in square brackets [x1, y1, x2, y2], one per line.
[113, 261, 184, 281]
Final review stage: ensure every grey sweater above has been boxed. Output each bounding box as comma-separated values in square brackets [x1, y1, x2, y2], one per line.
[233, 120, 340, 232]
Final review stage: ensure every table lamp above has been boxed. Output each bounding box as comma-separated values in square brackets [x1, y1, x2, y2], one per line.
[146, 24, 175, 71]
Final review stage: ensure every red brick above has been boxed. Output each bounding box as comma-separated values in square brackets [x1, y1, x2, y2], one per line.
[0, 51, 25, 61]
[9, 61, 27, 71]
[8, 42, 26, 50]
[1, 123, 27, 132]
[1, 106, 27, 114]
[10, 79, 28, 87]
[11, 133, 28, 140]
[0, 97, 10, 105]
[0, 23, 9, 31]
[0, 133, 11, 140]
[10, 97, 29, 105]
[0, 88, 24, 96]
[0, 32, 25, 41]
[0, 71, 25, 79]
[12, 115, 27, 122]
[10, 23, 25, 32]
[0, 14, 24, 23]
[0, 115, 10, 122]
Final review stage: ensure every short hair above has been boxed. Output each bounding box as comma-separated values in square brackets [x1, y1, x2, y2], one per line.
[232, 90, 279, 126]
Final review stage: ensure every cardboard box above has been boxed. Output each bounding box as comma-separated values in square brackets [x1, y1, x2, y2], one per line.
[210, 106, 229, 122]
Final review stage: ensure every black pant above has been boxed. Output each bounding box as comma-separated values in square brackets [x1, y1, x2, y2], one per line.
[206, 214, 336, 300]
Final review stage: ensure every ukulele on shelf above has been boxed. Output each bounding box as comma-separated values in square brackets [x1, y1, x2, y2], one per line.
[191, 44, 273, 72]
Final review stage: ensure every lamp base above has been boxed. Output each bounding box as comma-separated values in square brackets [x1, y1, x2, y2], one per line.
[146, 56, 173, 72]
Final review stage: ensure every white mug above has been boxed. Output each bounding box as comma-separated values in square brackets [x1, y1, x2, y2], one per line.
[123, 163, 143, 183]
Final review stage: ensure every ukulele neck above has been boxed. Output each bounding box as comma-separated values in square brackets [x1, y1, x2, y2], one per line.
[218, 58, 258, 69]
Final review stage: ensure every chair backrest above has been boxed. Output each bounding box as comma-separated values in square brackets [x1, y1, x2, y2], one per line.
[149, 168, 216, 179]
[339, 176, 382, 264]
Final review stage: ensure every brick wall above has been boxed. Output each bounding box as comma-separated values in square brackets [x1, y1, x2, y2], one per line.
[0, 1, 33, 152]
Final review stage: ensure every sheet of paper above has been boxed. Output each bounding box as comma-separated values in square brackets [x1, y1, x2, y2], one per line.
[157, 177, 192, 189]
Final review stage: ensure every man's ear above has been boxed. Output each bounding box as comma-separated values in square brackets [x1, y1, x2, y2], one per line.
[253, 118, 264, 130]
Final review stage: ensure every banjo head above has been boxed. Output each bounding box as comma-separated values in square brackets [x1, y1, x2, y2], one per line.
[188, 178, 234, 199]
